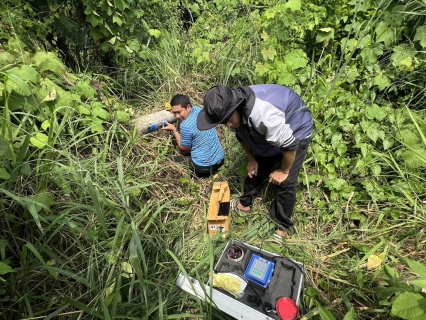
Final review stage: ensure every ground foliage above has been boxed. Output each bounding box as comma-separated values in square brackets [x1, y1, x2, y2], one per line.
[1, 0, 426, 319]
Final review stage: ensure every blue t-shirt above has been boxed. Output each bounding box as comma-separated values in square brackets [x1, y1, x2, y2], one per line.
[180, 106, 224, 166]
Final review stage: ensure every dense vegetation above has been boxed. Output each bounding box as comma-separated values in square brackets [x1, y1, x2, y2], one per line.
[1, 0, 426, 319]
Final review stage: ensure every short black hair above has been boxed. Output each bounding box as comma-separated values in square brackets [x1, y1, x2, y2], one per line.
[170, 94, 191, 109]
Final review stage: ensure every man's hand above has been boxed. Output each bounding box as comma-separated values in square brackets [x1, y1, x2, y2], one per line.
[247, 160, 258, 178]
[269, 169, 289, 185]
[162, 122, 176, 132]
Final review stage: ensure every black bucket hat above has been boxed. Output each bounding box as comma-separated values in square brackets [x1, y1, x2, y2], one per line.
[197, 85, 244, 130]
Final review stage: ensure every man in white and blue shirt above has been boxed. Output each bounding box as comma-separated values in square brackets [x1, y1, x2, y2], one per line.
[197, 85, 313, 236]
[163, 94, 224, 177]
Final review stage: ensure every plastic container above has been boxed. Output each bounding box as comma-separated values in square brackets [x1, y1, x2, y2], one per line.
[132, 110, 177, 134]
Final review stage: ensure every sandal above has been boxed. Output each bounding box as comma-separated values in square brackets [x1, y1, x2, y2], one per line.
[230, 199, 252, 214]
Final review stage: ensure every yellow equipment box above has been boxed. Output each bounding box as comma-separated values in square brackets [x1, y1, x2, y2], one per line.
[207, 182, 231, 236]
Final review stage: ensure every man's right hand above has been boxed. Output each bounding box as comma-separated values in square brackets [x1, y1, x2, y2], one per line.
[162, 122, 176, 132]
[247, 160, 258, 178]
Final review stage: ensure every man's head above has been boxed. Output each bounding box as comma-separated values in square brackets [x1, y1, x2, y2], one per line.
[197, 85, 244, 130]
[170, 94, 192, 122]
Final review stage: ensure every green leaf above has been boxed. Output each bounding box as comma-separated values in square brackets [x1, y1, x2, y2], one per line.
[74, 80, 96, 100]
[77, 105, 91, 115]
[148, 29, 161, 39]
[6, 65, 39, 84]
[0, 137, 10, 157]
[92, 106, 110, 120]
[261, 47, 276, 61]
[31, 191, 55, 212]
[91, 122, 104, 133]
[345, 66, 359, 84]
[348, 0, 369, 12]
[86, 13, 104, 27]
[340, 38, 357, 53]
[409, 279, 426, 288]
[374, 74, 391, 90]
[113, 14, 124, 26]
[41, 88, 58, 103]
[116, 110, 130, 123]
[414, 25, 426, 48]
[365, 104, 387, 121]
[391, 292, 426, 320]
[5, 74, 32, 96]
[392, 45, 416, 69]
[30, 133, 49, 149]
[318, 304, 337, 320]
[33, 52, 66, 75]
[0, 167, 11, 180]
[343, 308, 357, 320]
[114, 0, 129, 11]
[284, 49, 308, 70]
[405, 258, 426, 278]
[0, 262, 14, 275]
[0, 51, 16, 68]
[284, 0, 301, 11]
[316, 28, 335, 44]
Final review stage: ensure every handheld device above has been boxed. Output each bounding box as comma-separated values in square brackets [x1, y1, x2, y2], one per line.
[244, 254, 274, 289]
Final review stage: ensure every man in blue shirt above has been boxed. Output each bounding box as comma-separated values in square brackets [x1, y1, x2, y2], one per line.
[163, 94, 225, 177]
[197, 85, 313, 236]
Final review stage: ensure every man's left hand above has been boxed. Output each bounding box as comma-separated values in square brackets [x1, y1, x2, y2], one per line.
[269, 170, 289, 185]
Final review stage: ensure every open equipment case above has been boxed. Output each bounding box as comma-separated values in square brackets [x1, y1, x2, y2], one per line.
[176, 239, 305, 320]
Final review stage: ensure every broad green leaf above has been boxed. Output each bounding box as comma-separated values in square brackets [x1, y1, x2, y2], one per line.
[0, 51, 16, 68]
[0, 262, 14, 275]
[345, 66, 359, 84]
[414, 25, 426, 48]
[375, 22, 395, 46]
[261, 47, 276, 61]
[340, 38, 357, 53]
[74, 80, 96, 100]
[121, 262, 133, 274]
[86, 13, 104, 27]
[77, 105, 91, 115]
[409, 279, 426, 288]
[41, 120, 50, 131]
[0, 168, 11, 180]
[33, 52, 66, 75]
[374, 74, 391, 90]
[30, 133, 49, 149]
[114, 0, 129, 10]
[127, 38, 141, 52]
[6, 74, 32, 96]
[405, 258, 426, 278]
[348, 0, 369, 12]
[316, 28, 334, 44]
[343, 308, 357, 320]
[360, 43, 383, 64]
[284, 49, 308, 70]
[6, 65, 39, 84]
[31, 191, 55, 212]
[113, 15, 124, 26]
[92, 106, 110, 120]
[116, 110, 130, 122]
[284, 0, 301, 11]
[91, 122, 104, 133]
[0, 138, 9, 157]
[255, 62, 271, 76]
[148, 29, 161, 39]
[365, 104, 387, 121]
[391, 292, 426, 320]
[318, 304, 337, 320]
[41, 88, 58, 103]
[277, 72, 296, 86]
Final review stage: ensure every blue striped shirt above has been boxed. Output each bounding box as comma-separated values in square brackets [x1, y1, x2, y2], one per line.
[180, 106, 224, 166]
